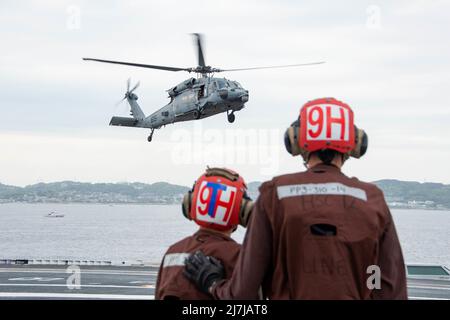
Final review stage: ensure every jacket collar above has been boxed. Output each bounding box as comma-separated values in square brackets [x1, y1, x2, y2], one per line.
[307, 163, 342, 174]
[194, 228, 233, 242]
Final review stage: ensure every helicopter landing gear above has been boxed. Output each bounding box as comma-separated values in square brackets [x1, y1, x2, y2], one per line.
[227, 111, 235, 123]
[147, 129, 155, 142]
[193, 110, 201, 119]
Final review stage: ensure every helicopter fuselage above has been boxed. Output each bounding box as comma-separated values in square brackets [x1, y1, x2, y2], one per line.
[140, 76, 249, 129]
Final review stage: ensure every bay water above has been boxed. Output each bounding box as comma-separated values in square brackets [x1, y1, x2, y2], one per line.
[0, 204, 448, 267]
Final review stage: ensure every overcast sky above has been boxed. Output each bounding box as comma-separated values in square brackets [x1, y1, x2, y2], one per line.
[1, 0, 449, 187]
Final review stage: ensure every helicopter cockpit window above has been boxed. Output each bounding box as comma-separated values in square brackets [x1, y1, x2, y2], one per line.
[198, 85, 205, 99]
[228, 81, 237, 88]
[216, 79, 227, 89]
[233, 81, 242, 88]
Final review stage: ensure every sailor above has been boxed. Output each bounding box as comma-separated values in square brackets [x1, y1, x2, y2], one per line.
[184, 98, 408, 299]
[155, 167, 254, 299]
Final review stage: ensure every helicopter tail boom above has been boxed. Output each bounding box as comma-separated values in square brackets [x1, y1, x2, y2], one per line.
[127, 96, 146, 120]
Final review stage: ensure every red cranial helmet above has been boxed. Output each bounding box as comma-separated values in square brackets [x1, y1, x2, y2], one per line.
[181, 167, 253, 231]
[284, 97, 368, 161]
[299, 97, 355, 153]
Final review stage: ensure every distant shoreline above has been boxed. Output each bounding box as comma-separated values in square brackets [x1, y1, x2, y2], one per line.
[1, 179, 449, 210]
[0, 201, 177, 206]
[0, 201, 448, 211]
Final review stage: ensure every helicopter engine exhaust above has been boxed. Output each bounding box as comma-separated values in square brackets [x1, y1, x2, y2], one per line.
[168, 78, 196, 97]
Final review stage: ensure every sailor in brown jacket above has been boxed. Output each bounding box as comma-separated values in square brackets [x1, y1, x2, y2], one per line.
[155, 167, 254, 299]
[184, 98, 408, 299]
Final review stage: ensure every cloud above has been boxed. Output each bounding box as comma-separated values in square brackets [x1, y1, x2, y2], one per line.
[0, 0, 449, 185]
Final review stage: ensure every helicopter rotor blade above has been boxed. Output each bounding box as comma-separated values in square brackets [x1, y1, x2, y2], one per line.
[83, 58, 191, 72]
[116, 78, 132, 107]
[216, 61, 325, 72]
[115, 96, 127, 107]
[192, 33, 206, 67]
[130, 81, 140, 93]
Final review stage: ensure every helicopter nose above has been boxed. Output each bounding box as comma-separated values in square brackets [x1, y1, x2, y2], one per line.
[227, 89, 248, 102]
[239, 88, 249, 102]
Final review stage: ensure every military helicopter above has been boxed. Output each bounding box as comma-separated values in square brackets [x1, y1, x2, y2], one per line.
[83, 34, 324, 142]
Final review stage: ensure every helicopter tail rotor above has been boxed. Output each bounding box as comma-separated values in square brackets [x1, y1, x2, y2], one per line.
[115, 78, 138, 106]
[110, 78, 145, 126]
[115, 78, 142, 113]
[129, 79, 140, 94]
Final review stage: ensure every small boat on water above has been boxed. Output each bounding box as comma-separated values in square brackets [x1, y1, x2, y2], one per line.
[45, 211, 64, 218]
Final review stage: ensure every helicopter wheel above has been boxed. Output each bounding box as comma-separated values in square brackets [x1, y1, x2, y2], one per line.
[227, 112, 235, 123]
[193, 110, 201, 119]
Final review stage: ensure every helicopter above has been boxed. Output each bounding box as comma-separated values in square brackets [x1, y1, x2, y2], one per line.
[83, 34, 324, 142]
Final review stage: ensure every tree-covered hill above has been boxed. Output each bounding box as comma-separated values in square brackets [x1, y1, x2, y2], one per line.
[0, 179, 448, 209]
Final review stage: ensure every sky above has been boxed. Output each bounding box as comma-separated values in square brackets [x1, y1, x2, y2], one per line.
[1, 0, 450, 187]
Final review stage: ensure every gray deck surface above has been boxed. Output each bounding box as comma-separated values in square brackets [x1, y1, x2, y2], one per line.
[0, 265, 448, 300]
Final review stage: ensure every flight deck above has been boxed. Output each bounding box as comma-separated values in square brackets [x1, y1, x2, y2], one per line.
[0, 263, 448, 300]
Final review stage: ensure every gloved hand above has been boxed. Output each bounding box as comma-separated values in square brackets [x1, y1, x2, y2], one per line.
[183, 250, 225, 295]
